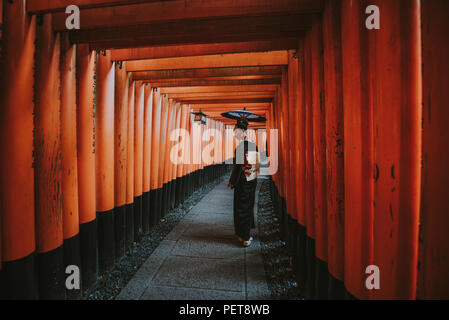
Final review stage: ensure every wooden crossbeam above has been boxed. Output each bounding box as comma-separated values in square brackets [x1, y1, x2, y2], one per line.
[143, 78, 281, 87]
[27, 0, 167, 13]
[172, 94, 275, 102]
[132, 66, 282, 81]
[167, 92, 276, 99]
[180, 98, 273, 104]
[111, 39, 298, 60]
[88, 32, 305, 50]
[126, 51, 288, 71]
[189, 103, 271, 109]
[68, 14, 312, 49]
[159, 85, 279, 94]
[51, 0, 324, 30]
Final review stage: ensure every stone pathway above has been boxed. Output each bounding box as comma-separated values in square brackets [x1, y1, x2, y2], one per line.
[116, 179, 270, 300]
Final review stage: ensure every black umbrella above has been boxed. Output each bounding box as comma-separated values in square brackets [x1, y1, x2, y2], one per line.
[220, 107, 266, 123]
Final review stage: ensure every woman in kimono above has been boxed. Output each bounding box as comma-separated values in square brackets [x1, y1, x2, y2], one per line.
[227, 118, 260, 247]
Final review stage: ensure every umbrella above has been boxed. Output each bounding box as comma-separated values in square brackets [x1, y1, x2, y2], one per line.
[220, 107, 266, 123]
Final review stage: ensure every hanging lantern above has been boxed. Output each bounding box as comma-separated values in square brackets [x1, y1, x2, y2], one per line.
[192, 109, 208, 125]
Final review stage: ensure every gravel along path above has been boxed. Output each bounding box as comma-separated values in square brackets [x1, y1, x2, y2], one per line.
[83, 175, 227, 300]
[257, 178, 305, 300]
[83, 174, 303, 300]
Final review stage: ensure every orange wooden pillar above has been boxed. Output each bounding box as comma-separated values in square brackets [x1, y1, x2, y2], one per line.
[142, 85, 153, 234]
[342, 0, 374, 300]
[322, 0, 345, 299]
[417, 0, 449, 299]
[0, 0, 37, 299]
[166, 99, 177, 212]
[76, 44, 98, 289]
[271, 91, 281, 228]
[211, 120, 216, 180]
[169, 101, 179, 206]
[225, 125, 233, 164]
[133, 81, 144, 239]
[175, 105, 188, 205]
[165, 100, 176, 211]
[171, 103, 182, 209]
[114, 61, 129, 258]
[186, 108, 194, 193]
[293, 38, 307, 291]
[212, 120, 218, 180]
[192, 109, 199, 190]
[161, 100, 174, 215]
[287, 50, 298, 259]
[96, 50, 116, 274]
[125, 80, 135, 247]
[204, 118, 214, 185]
[303, 27, 316, 299]
[219, 122, 225, 177]
[60, 35, 81, 299]
[150, 89, 162, 226]
[181, 105, 190, 200]
[199, 117, 206, 187]
[310, 18, 328, 299]
[370, 0, 421, 300]
[158, 95, 169, 218]
[418, 0, 449, 300]
[34, 14, 65, 299]
[279, 67, 289, 243]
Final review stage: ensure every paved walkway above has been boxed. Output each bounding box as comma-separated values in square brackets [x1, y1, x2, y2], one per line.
[116, 178, 270, 300]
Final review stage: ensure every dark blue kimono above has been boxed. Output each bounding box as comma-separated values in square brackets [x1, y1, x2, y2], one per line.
[229, 140, 258, 241]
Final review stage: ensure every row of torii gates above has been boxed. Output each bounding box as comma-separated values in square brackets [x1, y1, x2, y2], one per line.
[0, 0, 448, 300]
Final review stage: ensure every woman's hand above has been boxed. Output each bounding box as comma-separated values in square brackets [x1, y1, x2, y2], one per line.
[227, 183, 235, 189]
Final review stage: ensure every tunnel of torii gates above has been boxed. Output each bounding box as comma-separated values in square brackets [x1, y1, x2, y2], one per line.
[0, 0, 448, 301]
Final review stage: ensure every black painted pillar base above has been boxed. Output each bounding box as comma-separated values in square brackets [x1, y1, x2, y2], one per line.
[165, 180, 172, 212]
[63, 234, 82, 299]
[0, 253, 38, 299]
[161, 183, 169, 217]
[193, 170, 197, 192]
[156, 187, 163, 223]
[315, 258, 329, 300]
[328, 273, 346, 300]
[97, 209, 115, 275]
[170, 179, 177, 209]
[183, 174, 189, 200]
[175, 176, 183, 207]
[114, 205, 126, 259]
[186, 173, 191, 198]
[344, 288, 357, 300]
[133, 195, 143, 241]
[294, 224, 306, 291]
[142, 192, 150, 235]
[149, 189, 157, 229]
[287, 216, 296, 254]
[305, 236, 316, 299]
[37, 245, 66, 299]
[125, 203, 134, 249]
[280, 197, 288, 242]
[79, 219, 98, 290]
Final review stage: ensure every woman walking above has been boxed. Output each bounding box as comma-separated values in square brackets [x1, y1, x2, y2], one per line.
[228, 118, 260, 247]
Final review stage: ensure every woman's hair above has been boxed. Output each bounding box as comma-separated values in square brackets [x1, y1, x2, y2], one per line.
[236, 118, 248, 131]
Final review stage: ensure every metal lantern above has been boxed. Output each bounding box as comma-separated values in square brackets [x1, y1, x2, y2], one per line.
[192, 109, 208, 125]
